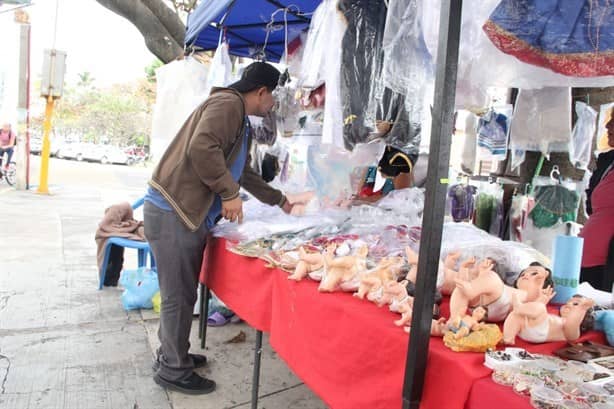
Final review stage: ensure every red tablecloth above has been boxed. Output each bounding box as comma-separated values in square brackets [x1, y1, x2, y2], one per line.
[201, 238, 604, 409]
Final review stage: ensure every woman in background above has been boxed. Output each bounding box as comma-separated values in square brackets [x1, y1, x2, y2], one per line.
[580, 110, 614, 292]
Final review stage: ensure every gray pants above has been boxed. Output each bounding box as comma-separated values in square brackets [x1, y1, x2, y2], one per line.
[144, 201, 208, 381]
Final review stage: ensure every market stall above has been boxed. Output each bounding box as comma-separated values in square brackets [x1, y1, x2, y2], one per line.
[175, 0, 614, 408]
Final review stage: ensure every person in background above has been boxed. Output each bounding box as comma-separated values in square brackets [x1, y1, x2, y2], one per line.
[144, 62, 294, 395]
[579, 110, 614, 292]
[0, 123, 16, 172]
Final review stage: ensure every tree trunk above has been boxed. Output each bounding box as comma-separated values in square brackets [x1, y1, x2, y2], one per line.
[95, 0, 186, 63]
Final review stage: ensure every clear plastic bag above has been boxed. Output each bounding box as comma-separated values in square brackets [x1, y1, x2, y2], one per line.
[529, 176, 580, 229]
[569, 101, 597, 170]
[205, 41, 233, 90]
[250, 112, 277, 146]
[476, 105, 512, 161]
[440, 222, 550, 285]
[338, 0, 386, 150]
[307, 141, 383, 204]
[509, 87, 572, 158]
[149, 57, 209, 162]
[375, 0, 432, 155]
[300, 0, 340, 89]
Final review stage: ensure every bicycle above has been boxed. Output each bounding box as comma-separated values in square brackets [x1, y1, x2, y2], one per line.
[0, 152, 16, 186]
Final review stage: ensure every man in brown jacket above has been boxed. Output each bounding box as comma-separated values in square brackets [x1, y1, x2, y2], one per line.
[144, 62, 292, 394]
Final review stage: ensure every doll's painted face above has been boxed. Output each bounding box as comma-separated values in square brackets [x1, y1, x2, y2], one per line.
[516, 265, 549, 290]
[560, 295, 593, 318]
[472, 306, 487, 322]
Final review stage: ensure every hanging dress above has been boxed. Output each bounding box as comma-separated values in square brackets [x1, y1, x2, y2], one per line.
[483, 0, 614, 77]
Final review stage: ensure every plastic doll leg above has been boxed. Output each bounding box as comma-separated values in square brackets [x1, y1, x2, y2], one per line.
[288, 262, 309, 281]
[449, 289, 471, 322]
[503, 313, 523, 345]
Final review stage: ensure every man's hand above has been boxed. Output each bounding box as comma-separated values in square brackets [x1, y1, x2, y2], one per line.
[221, 196, 243, 223]
[281, 199, 293, 214]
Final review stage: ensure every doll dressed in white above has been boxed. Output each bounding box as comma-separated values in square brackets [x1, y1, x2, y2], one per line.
[503, 292, 595, 345]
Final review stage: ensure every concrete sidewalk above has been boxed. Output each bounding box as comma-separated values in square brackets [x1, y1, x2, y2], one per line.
[0, 186, 326, 409]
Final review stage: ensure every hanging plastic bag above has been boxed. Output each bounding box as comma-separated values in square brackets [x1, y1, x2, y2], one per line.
[119, 267, 159, 310]
[205, 41, 234, 90]
[529, 179, 580, 229]
[339, 0, 387, 150]
[476, 105, 512, 161]
[375, 0, 433, 155]
[569, 101, 597, 170]
[250, 111, 277, 146]
[509, 87, 572, 158]
[150, 57, 210, 162]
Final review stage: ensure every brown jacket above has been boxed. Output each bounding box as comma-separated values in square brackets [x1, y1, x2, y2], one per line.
[94, 202, 146, 273]
[149, 87, 284, 231]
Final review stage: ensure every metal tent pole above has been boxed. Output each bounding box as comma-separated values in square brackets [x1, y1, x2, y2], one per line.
[402, 1, 463, 408]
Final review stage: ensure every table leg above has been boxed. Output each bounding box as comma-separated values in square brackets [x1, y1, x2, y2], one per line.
[200, 285, 211, 349]
[251, 330, 263, 409]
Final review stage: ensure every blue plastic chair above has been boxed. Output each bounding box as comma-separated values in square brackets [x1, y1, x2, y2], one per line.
[98, 197, 155, 289]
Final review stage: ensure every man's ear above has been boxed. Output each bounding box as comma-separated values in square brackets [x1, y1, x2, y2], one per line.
[257, 86, 267, 97]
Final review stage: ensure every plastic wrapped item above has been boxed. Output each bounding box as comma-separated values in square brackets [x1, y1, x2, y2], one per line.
[250, 112, 277, 146]
[119, 267, 159, 310]
[530, 386, 564, 409]
[338, 0, 386, 150]
[150, 57, 209, 162]
[569, 101, 598, 170]
[476, 106, 512, 161]
[510, 88, 572, 158]
[273, 81, 302, 138]
[371, 0, 432, 155]
[529, 175, 580, 228]
[440, 222, 551, 284]
[300, 0, 339, 88]
[448, 184, 477, 222]
[307, 141, 383, 205]
[205, 41, 234, 91]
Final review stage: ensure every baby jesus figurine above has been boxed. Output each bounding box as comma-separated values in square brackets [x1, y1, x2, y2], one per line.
[449, 262, 554, 323]
[404, 247, 477, 295]
[503, 292, 595, 345]
[446, 306, 488, 340]
[353, 256, 404, 301]
[318, 245, 369, 292]
[288, 244, 336, 281]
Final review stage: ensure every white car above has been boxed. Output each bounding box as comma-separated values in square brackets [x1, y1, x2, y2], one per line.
[98, 145, 134, 165]
[29, 137, 60, 156]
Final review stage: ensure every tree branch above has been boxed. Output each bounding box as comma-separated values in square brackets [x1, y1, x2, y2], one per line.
[95, 0, 185, 63]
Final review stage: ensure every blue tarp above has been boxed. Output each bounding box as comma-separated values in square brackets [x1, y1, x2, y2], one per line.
[185, 0, 321, 62]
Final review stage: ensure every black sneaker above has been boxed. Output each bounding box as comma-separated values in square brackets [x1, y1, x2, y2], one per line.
[152, 353, 207, 372]
[153, 372, 216, 395]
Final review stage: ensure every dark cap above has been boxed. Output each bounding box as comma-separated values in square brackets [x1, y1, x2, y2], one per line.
[228, 62, 281, 93]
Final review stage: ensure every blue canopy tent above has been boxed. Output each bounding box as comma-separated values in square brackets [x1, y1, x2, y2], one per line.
[185, 0, 322, 62]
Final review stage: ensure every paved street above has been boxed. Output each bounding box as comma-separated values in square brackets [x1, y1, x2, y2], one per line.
[0, 155, 326, 409]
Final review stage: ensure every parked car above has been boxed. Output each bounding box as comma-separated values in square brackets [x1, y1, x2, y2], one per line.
[55, 142, 85, 161]
[98, 145, 134, 165]
[29, 136, 61, 156]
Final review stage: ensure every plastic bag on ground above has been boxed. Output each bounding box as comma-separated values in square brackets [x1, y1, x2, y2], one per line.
[119, 267, 159, 310]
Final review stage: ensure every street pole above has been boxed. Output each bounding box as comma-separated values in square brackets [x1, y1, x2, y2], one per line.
[37, 95, 54, 194]
[16, 13, 30, 190]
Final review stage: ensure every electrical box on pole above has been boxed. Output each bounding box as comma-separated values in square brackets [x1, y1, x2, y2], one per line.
[37, 48, 66, 194]
[41, 49, 66, 98]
